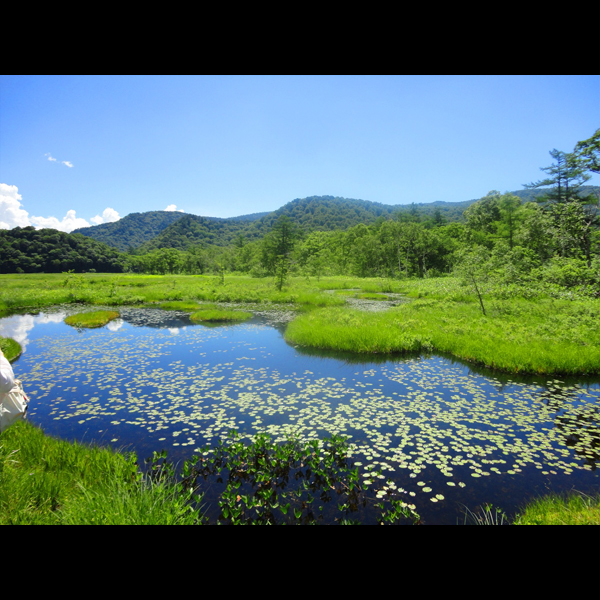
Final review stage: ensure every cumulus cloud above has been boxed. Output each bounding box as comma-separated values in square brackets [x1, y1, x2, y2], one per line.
[30, 210, 91, 232]
[62, 161, 74, 168]
[90, 207, 121, 225]
[0, 183, 31, 229]
[164, 204, 184, 212]
[0, 183, 121, 233]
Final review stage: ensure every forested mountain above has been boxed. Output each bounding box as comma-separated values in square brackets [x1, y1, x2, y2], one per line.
[136, 214, 263, 253]
[4, 180, 598, 279]
[75, 195, 480, 253]
[73, 210, 191, 252]
[0, 227, 127, 273]
[76, 190, 598, 253]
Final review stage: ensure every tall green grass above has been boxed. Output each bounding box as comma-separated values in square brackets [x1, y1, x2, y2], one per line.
[285, 297, 600, 376]
[514, 492, 600, 525]
[0, 421, 202, 525]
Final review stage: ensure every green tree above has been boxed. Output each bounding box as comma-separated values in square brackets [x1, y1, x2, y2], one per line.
[524, 149, 591, 205]
[497, 193, 522, 250]
[262, 216, 298, 289]
[572, 128, 600, 175]
[549, 199, 599, 267]
[453, 246, 491, 316]
[463, 191, 502, 247]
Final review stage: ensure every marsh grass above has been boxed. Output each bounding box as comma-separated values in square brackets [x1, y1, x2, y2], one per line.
[513, 491, 600, 525]
[0, 421, 202, 524]
[355, 293, 390, 300]
[157, 301, 203, 311]
[460, 503, 509, 525]
[285, 296, 600, 375]
[0, 337, 22, 362]
[64, 310, 120, 329]
[190, 308, 253, 323]
[0, 273, 347, 315]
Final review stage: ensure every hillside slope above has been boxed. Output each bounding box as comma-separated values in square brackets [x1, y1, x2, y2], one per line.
[73, 210, 190, 252]
[74, 188, 600, 252]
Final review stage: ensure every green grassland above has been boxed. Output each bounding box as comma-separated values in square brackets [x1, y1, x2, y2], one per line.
[284, 297, 600, 376]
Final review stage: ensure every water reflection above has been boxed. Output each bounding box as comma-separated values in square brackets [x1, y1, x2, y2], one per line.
[1, 306, 599, 525]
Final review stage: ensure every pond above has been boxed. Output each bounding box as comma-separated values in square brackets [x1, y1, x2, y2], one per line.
[2, 305, 600, 524]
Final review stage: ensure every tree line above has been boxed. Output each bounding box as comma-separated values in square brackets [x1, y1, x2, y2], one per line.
[2, 130, 599, 290]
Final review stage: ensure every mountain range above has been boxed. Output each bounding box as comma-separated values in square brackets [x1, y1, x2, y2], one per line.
[73, 188, 600, 253]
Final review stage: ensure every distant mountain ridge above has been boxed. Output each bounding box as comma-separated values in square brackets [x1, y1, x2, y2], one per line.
[73, 210, 192, 252]
[73, 188, 600, 252]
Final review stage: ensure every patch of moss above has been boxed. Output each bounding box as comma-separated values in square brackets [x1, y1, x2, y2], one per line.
[64, 311, 120, 329]
[0, 337, 22, 362]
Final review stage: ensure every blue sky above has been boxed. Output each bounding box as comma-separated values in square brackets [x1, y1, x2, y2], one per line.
[1, 75, 598, 232]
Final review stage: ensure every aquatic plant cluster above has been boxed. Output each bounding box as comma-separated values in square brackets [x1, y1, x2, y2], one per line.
[9, 307, 599, 523]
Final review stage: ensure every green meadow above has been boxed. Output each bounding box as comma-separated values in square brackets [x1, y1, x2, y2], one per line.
[284, 297, 600, 376]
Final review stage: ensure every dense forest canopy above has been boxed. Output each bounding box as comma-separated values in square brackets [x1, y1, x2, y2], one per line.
[2, 130, 599, 287]
[0, 227, 126, 274]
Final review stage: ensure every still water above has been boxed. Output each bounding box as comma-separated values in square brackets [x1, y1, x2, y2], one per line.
[2, 305, 600, 524]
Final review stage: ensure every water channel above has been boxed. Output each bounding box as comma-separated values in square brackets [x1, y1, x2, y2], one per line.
[2, 304, 599, 524]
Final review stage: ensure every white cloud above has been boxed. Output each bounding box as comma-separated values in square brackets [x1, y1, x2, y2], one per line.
[30, 210, 90, 233]
[0, 183, 31, 229]
[91, 207, 121, 225]
[45, 153, 73, 167]
[164, 204, 184, 212]
[0, 183, 120, 233]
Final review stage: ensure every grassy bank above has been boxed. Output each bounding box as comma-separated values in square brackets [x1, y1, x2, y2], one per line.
[284, 296, 600, 376]
[514, 492, 600, 525]
[0, 421, 201, 524]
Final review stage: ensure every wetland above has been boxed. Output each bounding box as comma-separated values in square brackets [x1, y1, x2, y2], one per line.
[3, 299, 600, 524]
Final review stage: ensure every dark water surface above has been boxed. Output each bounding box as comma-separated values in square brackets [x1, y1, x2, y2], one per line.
[2, 305, 599, 525]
